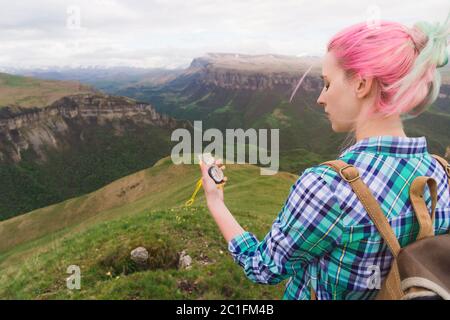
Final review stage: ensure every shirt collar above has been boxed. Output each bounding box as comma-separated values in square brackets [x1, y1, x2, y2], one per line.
[339, 135, 428, 158]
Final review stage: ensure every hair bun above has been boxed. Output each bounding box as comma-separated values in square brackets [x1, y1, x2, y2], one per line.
[411, 13, 450, 68]
[408, 26, 428, 53]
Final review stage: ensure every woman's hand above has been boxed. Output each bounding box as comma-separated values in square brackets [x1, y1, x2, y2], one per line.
[199, 158, 228, 205]
[199, 158, 244, 243]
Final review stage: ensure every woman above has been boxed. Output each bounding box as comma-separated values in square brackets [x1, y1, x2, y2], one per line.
[199, 14, 450, 300]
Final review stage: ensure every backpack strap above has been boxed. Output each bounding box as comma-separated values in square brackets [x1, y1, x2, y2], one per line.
[431, 154, 450, 235]
[320, 160, 401, 257]
[409, 177, 438, 240]
[431, 154, 450, 186]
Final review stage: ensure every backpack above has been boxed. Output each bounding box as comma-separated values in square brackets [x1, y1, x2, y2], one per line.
[316, 153, 450, 300]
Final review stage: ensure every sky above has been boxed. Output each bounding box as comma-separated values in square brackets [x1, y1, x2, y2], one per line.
[0, 0, 448, 69]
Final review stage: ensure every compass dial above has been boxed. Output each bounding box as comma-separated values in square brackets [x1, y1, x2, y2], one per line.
[208, 165, 224, 184]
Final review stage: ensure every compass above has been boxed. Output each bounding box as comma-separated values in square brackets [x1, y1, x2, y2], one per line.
[185, 155, 226, 207]
[208, 165, 224, 184]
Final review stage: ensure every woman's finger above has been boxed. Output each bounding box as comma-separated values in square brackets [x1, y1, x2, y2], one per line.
[214, 159, 226, 170]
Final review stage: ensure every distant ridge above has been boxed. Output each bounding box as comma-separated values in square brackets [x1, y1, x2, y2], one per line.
[0, 72, 94, 108]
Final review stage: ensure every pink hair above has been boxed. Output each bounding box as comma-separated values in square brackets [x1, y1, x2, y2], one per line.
[327, 15, 450, 119]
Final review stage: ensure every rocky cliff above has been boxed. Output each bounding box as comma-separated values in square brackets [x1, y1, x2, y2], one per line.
[183, 53, 323, 93]
[0, 93, 180, 163]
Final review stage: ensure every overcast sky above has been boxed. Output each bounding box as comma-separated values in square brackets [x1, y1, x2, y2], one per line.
[0, 0, 448, 69]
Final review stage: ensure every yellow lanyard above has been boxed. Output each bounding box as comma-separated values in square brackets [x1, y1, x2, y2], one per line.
[185, 177, 224, 207]
[185, 178, 204, 207]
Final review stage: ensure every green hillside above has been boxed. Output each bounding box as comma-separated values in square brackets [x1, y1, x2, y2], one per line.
[0, 156, 299, 299]
[0, 73, 93, 108]
[0, 123, 175, 220]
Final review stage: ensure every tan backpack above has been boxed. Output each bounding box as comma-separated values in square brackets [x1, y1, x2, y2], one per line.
[316, 153, 450, 300]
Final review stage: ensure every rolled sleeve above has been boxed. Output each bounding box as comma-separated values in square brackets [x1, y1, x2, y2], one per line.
[228, 231, 259, 267]
[227, 170, 344, 285]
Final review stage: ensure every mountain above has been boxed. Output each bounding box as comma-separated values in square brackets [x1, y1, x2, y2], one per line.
[0, 156, 297, 299]
[2, 54, 448, 219]
[114, 54, 341, 156]
[4, 67, 184, 94]
[9, 56, 449, 163]
[112, 53, 450, 164]
[0, 93, 179, 163]
[0, 72, 94, 108]
[0, 91, 188, 220]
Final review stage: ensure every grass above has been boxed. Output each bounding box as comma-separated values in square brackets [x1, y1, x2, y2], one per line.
[0, 155, 298, 299]
[279, 148, 332, 174]
[0, 72, 93, 108]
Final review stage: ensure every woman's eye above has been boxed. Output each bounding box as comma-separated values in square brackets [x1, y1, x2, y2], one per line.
[323, 83, 329, 91]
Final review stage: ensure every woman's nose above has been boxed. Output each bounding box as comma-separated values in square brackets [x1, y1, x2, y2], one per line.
[316, 94, 326, 108]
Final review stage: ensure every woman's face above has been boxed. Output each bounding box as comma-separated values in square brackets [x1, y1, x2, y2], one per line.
[316, 51, 362, 133]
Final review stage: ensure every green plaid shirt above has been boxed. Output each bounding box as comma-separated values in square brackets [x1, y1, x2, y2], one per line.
[228, 136, 450, 300]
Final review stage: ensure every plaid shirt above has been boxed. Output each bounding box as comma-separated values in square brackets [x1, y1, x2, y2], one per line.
[228, 135, 450, 300]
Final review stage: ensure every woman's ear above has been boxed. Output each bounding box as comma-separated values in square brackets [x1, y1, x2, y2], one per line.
[355, 75, 374, 99]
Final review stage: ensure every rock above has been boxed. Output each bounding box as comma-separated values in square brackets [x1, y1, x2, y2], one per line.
[178, 250, 192, 270]
[177, 279, 198, 294]
[199, 252, 213, 266]
[130, 247, 149, 266]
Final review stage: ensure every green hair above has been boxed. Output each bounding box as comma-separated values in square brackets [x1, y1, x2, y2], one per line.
[393, 12, 450, 119]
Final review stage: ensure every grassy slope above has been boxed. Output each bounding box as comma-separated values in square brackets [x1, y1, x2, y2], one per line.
[0, 123, 174, 220]
[0, 73, 93, 108]
[0, 156, 298, 299]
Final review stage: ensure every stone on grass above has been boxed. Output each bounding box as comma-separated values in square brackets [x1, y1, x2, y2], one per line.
[178, 250, 192, 270]
[130, 247, 149, 266]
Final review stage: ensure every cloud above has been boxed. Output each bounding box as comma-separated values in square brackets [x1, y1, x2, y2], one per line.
[0, 0, 448, 68]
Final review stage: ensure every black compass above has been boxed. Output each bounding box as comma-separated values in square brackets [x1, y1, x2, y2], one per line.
[208, 165, 224, 184]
